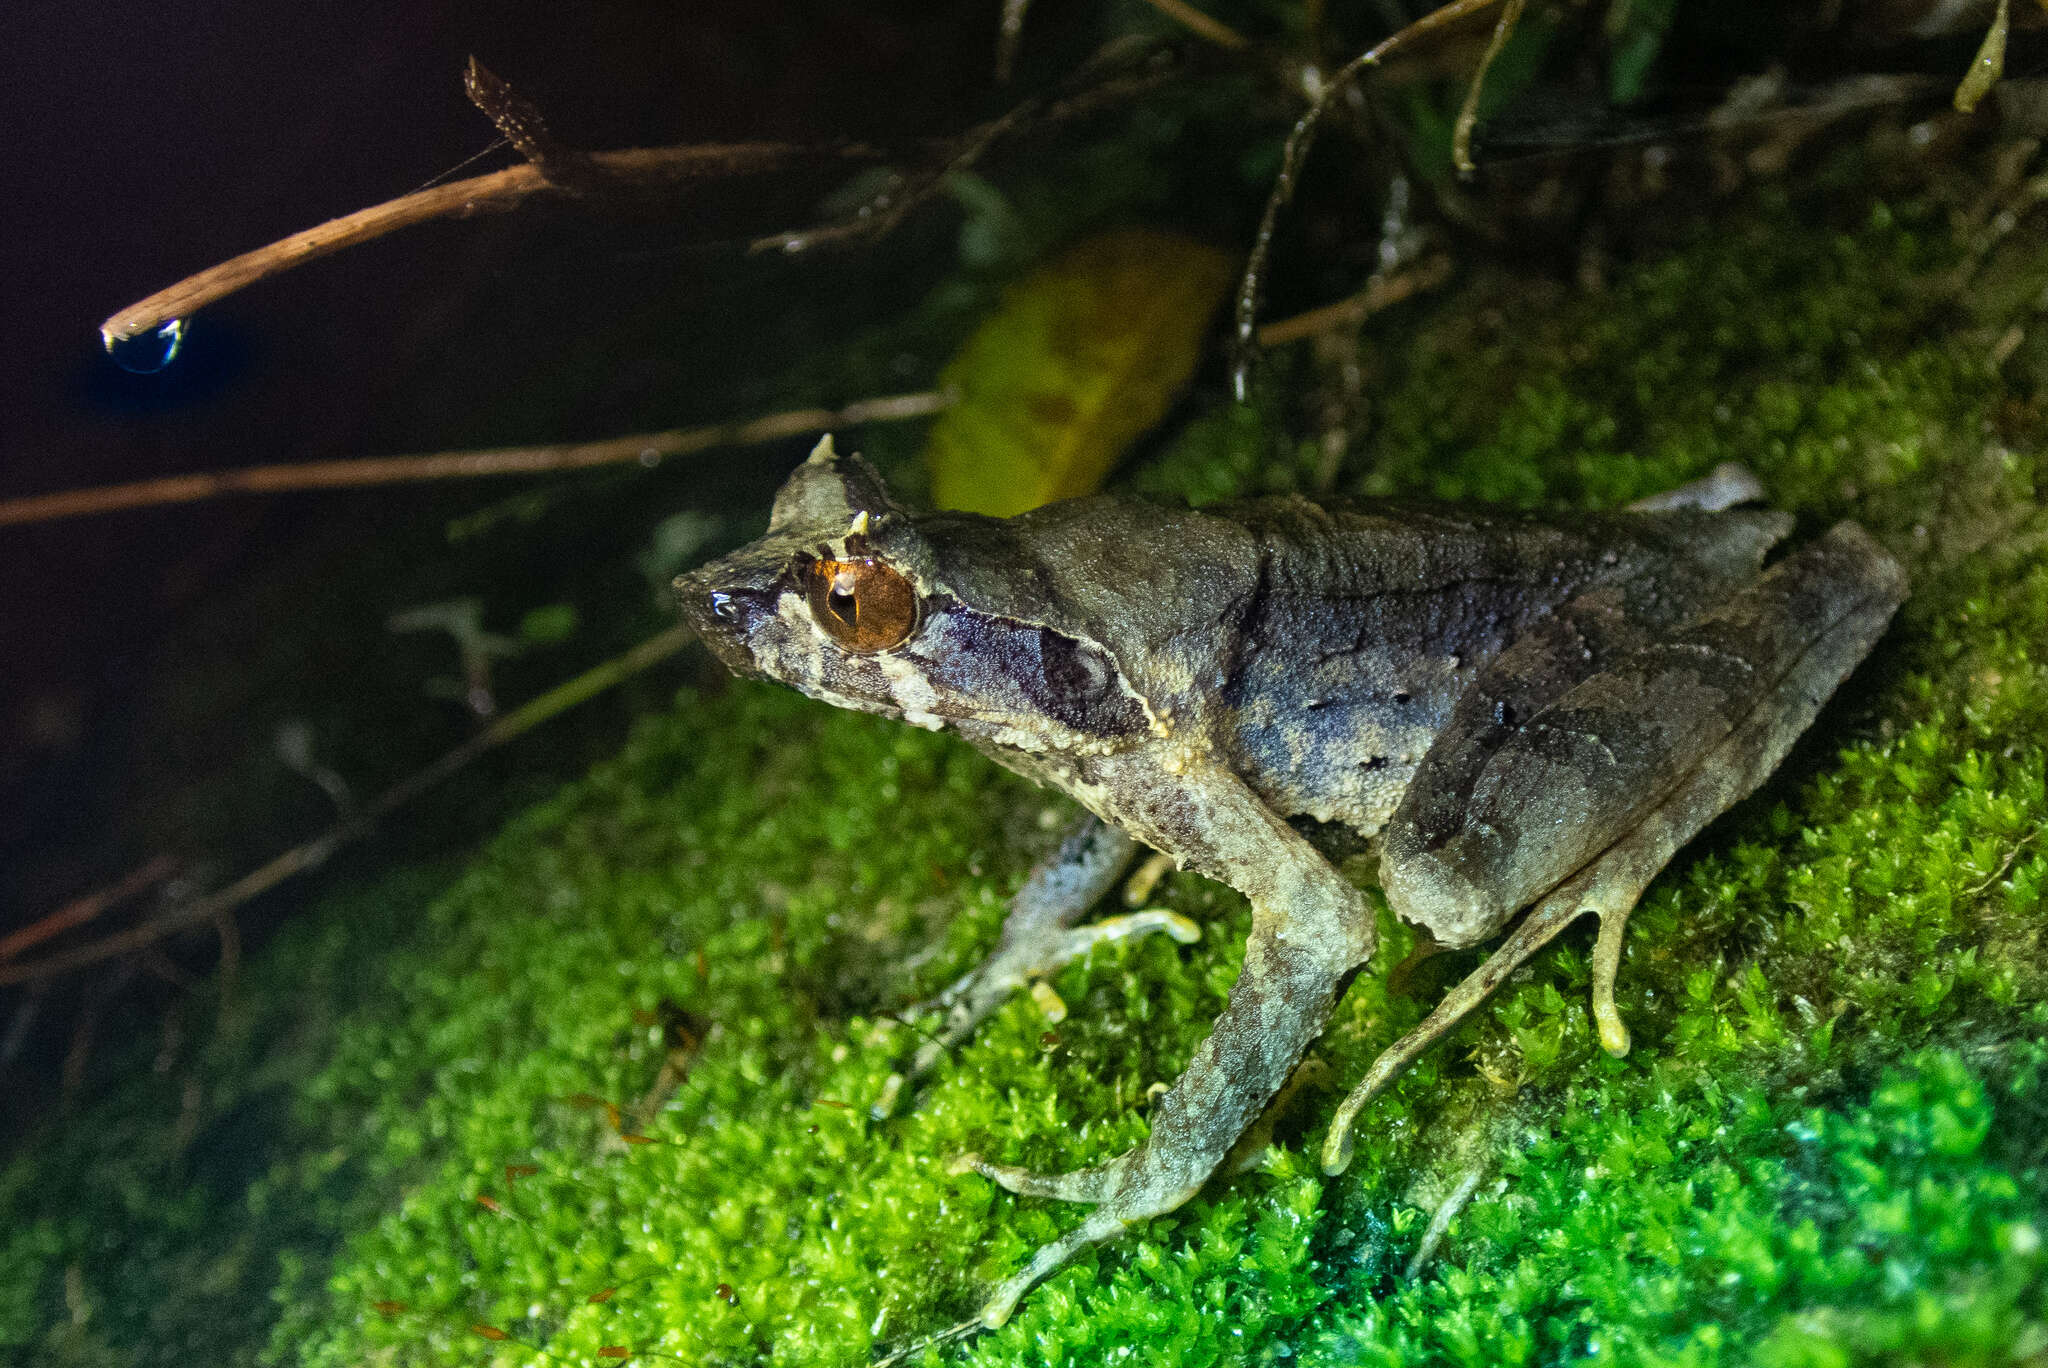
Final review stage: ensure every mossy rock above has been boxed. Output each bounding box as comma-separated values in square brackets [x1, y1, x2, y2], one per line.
[5, 199, 2047, 1367]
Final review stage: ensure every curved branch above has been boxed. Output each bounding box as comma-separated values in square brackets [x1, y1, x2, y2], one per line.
[99, 140, 884, 347]
[0, 390, 948, 526]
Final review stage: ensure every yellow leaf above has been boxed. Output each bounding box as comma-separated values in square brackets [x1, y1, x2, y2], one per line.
[925, 228, 1235, 515]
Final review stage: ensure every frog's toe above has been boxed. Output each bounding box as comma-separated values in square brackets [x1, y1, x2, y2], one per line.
[950, 1150, 1130, 1204]
[1588, 905, 1634, 1057]
[1059, 907, 1203, 956]
[1323, 895, 1591, 1175]
[960, 1145, 1203, 1327]
[974, 1208, 1131, 1328]
[900, 911, 1202, 1088]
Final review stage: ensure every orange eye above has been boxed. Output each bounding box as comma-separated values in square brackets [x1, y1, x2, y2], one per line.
[805, 557, 917, 652]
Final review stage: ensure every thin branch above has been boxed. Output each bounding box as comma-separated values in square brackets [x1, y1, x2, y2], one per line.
[873, 1316, 983, 1368]
[1405, 1164, 1488, 1279]
[1254, 252, 1452, 346]
[0, 856, 178, 962]
[0, 390, 948, 526]
[0, 626, 694, 989]
[99, 139, 887, 347]
[1962, 821, 2042, 899]
[1133, 0, 1249, 50]
[751, 108, 1027, 257]
[751, 36, 1180, 256]
[1451, 0, 1527, 175]
[1953, 0, 2010, 115]
[1232, 0, 1503, 397]
[995, 0, 1034, 83]
[105, 39, 1182, 345]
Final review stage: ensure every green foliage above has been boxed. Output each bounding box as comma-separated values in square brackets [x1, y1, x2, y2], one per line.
[4, 197, 2046, 1368]
[1304, 1041, 2048, 1368]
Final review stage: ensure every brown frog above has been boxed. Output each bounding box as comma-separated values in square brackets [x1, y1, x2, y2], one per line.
[675, 438, 1905, 1327]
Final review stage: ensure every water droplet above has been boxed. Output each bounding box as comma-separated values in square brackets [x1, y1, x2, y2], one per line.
[106, 318, 186, 373]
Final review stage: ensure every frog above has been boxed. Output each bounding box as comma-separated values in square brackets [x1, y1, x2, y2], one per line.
[674, 436, 1906, 1329]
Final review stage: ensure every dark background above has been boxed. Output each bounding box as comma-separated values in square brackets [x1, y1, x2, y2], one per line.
[0, 0, 1058, 1135]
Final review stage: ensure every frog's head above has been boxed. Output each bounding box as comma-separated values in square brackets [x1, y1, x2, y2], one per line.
[675, 436, 1152, 750]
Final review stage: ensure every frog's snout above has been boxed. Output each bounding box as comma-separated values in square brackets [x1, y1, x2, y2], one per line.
[674, 573, 776, 677]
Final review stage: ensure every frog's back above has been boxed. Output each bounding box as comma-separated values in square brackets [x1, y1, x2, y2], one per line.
[1203, 493, 1792, 835]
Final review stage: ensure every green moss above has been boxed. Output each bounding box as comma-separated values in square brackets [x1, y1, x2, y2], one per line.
[6, 198, 2047, 1366]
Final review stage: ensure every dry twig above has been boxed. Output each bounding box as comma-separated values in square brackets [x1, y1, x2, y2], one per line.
[1254, 253, 1452, 346]
[1133, 0, 1249, 50]
[1451, 0, 1526, 175]
[1405, 1164, 1488, 1278]
[98, 140, 890, 349]
[104, 40, 1181, 346]
[753, 36, 1182, 256]
[0, 856, 178, 963]
[0, 391, 948, 526]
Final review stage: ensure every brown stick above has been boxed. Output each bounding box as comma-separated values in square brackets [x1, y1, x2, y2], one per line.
[98, 140, 885, 347]
[0, 856, 178, 963]
[0, 390, 949, 526]
[0, 626, 694, 988]
[1133, 0, 1249, 49]
[1254, 253, 1453, 346]
[1451, 0, 1527, 174]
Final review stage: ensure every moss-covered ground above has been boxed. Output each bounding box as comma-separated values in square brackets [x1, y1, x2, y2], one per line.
[5, 196, 2047, 1366]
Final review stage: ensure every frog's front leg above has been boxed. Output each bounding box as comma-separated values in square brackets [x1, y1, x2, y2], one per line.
[959, 753, 1375, 1326]
[891, 817, 1201, 1096]
[1323, 523, 1907, 1172]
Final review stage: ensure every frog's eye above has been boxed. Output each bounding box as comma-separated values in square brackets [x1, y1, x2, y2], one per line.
[804, 557, 918, 652]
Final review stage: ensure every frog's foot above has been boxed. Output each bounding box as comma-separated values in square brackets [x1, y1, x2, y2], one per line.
[1322, 894, 1592, 1175]
[959, 907, 1366, 1326]
[950, 1149, 1132, 1203]
[975, 1208, 1135, 1329]
[903, 910, 1201, 1080]
[949, 1143, 1184, 1329]
[1326, 684, 1826, 1173]
[872, 817, 1140, 1117]
[1323, 840, 1680, 1174]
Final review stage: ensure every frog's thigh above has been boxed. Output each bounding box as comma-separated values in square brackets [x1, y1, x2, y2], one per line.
[964, 758, 1374, 1326]
[1325, 524, 1905, 1173]
[1383, 522, 1906, 948]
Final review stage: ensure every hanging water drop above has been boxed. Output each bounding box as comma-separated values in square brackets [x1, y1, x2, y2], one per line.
[105, 317, 186, 373]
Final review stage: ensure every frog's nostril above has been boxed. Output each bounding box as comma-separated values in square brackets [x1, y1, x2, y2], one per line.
[708, 591, 741, 623]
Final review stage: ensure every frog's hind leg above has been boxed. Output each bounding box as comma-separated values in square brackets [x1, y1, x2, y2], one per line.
[1328, 523, 1906, 1173]
[888, 818, 1200, 1108]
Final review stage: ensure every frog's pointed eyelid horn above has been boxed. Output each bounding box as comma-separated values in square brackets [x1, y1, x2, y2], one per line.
[767, 434, 903, 535]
